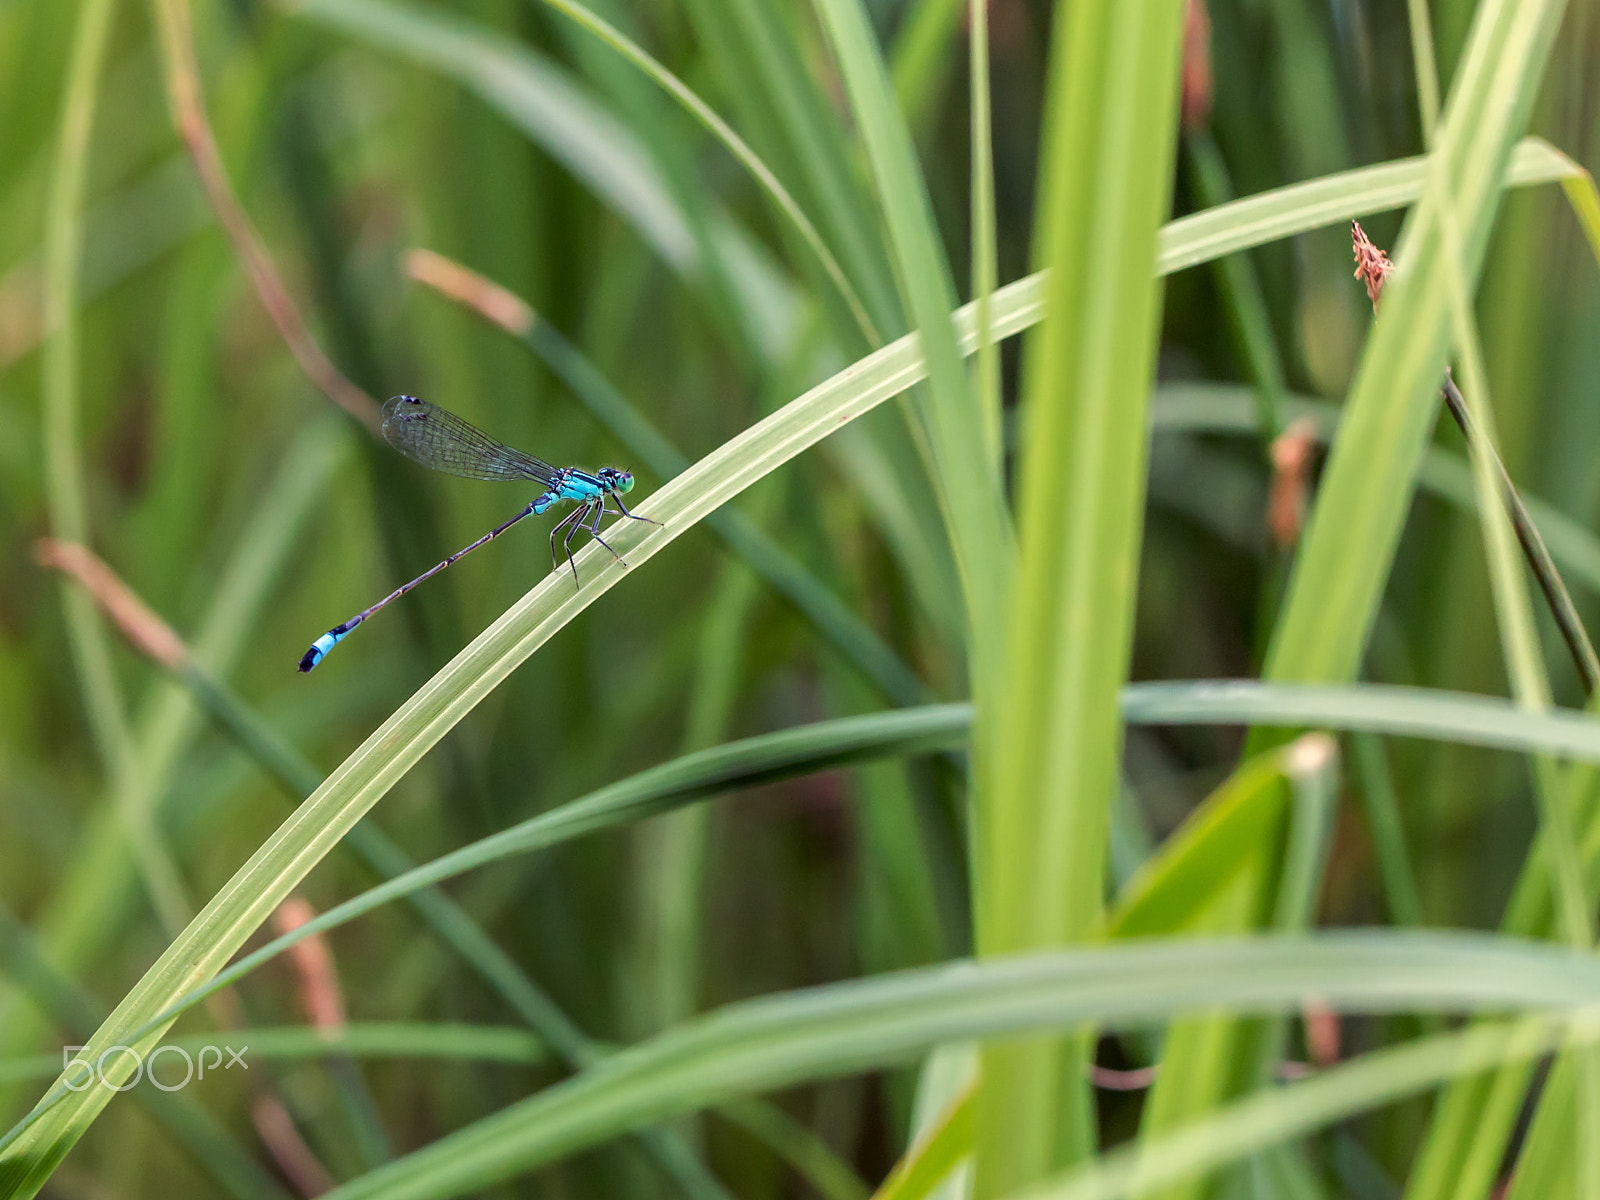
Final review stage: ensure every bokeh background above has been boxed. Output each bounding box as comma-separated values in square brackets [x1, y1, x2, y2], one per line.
[4, 0, 1600, 1194]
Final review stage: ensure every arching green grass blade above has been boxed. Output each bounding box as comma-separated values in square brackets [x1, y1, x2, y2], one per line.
[289, 934, 1600, 1200]
[143, 681, 1600, 1047]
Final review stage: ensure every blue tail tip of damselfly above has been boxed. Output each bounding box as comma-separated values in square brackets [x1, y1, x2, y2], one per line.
[298, 628, 346, 673]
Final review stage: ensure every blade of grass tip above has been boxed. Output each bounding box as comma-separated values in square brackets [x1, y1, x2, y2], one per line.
[968, 0, 1001, 477]
[223, 935, 1600, 1200]
[405, 249, 933, 707]
[1105, 747, 1298, 942]
[1557, 168, 1600, 264]
[526, 0, 878, 345]
[975, 1, 1185, 1194]
[809, 0, 1014, 692]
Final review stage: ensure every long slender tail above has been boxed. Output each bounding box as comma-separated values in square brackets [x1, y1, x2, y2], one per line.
[298, 496, 547, 672]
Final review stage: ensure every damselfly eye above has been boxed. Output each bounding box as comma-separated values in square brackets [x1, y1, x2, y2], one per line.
[615, 472, 634, 494]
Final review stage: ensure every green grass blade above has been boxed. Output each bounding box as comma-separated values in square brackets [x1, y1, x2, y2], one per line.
[1108, 747, 1296, 941]
[871, 1080, 973, 1200]
[809, 0, 1013, 689]
[967, 0, 1000, 478]
[974, 0, 1185, 1191]
[889, 0, 962, 133]
[132, 706, 974, 1037]
[1349, 735, 1426, 927]
[1120, 681, 1600, 760]
[1158, 138, 1581, 277]
[42, 0, 128, 793]
[129, 679, 1600, 1041]
[1434, 140, 1600, 1196]
[1117, 740, 1329, 1200]
[1151, 383, 1600, 600]
[1258, 0, 1570, 692]
[265, 933, 1600, 1200]
[1022, 1014, 1598, 1200]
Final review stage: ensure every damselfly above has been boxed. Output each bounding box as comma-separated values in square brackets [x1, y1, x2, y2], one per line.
[298, 395, 659, 672]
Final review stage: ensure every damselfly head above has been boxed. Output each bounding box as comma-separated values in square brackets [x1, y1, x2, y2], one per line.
[598, 468, 634, 494]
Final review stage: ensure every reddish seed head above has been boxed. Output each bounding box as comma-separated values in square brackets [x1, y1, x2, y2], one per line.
[1351, 220, 1393, 310]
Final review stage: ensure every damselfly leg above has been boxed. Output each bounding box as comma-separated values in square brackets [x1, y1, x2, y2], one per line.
[610, 492, 662, 526]
[586, 500, 623, 562]
[549, 504, 589, 584]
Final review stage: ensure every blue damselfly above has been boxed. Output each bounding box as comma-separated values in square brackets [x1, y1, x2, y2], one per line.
[298, 395, 658, 672]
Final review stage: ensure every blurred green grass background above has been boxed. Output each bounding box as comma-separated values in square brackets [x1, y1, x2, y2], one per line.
[6, 0, 1600, 1196]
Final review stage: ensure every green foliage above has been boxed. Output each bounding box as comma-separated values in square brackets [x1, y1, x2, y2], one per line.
[6, 0, 1600, 1198]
